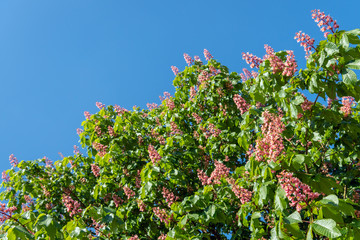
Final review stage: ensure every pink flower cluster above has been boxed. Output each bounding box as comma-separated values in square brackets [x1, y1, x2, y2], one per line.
[192, 112, 202, 124]
[91, 164, 100, 177]
[170, 121, 183, 135]
[94, 125, 102, 136]
[254, 110, 285, 163]
[148, 144, 161, 165]
[190, 86, 197, 101]
[171, 66, 179, 76]
[114, 104, 128, 115]
[264, 45, 284, 74]
[151, 129, 166, 145]
[62, 194, 82, 217]
[135, 170, 141, 188]
[76, 128, 84, 135]
[123, 186, 135, 199]
[311, 9, 339, 38]
[197, 161, 230, 185]
[128, 235, 139, 240]
[242, 52, 263, 68]
[137, 199, 146, 211]
[194, 55, 202, 63]
[108, 125, 116, 137]
[84, 111, 91, 120]
[165, 99, 175, 110]
[43, 156, 53, 168]
[92, 142, 108, 157]
[153, 207, 170, 224]
[227, 178, 252, 204]
[301, 95, 313, 112]
[340, 96, 355, 118]
[294, 31, 315, 58]
[208, 123, 221, 138]
[198, 70, 210, 85]
[162, 187, 179, 207]
[158, 234, 167, 240]
[283, 51, 298, 77]
[183, 53, 194, 66]
[73, 145, 80, 155]
[9, 154, 18, 168]
[233, 94, 250, 114]
[147, 103, 158, 110]
[112, 194, 123, 207]
[96, 102, 105, 109]
[2, 171, 9, 182]
[277, 171, 320, 211]
[159, 91, 172, 101]
[0, 203, 17, 224]
[204, 49, 213, 61]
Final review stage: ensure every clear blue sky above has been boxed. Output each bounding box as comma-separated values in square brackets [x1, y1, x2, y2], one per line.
[1, 1, 359, 173]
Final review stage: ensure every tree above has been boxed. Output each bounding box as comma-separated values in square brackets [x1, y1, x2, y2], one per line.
[1, 9, 360, 239]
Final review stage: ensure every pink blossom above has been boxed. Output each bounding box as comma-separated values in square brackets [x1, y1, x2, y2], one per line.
[91, 164, 100, 177]
[128, 235, 139, 240]
[165, 99, 175, 110]
[263, 45, 284, 74]
[233, 94, 250, 114]
[2, 171, 9, 182]
[162, 187, 179, 207]
[147, 103, 158, 110]
[108, 125, 116, 137]
[0, 203, 17, 224]
[96, 102, 105, 109]
[58, 152, 64, 159]
[242, 52, 263, 68]
[183, 53, 194, 66]
[84, 111, 91, 120]
[76, 128, 83, 135]
[294, 31, 315, 58]
[92, 142, 108, 157]
[208, 123, 221, 138]
[137, 199, 146, 211]
[204, 49, 213, 61]
[62, 194, 82, 217]
[192, 112, 202, 124]
[159, 92, 172, 101]
[198, 70, 210, 85]
[148, 144, 161, 165]
[190, 86, 197, 101]
[327, 97, 337, 108]
[94, 125, 102, 136]
[282, 51, 298, 77]
[9, 154, 18, 168]
[227, 178, 252, 204]
[123, 186, 135, 199]
[153, 207, 170, 224]
[197, 161, 230, 185]
[114, 105, 128, 115]
[194, 55, 202, 63]
[311, 9, 339, 38]
[340, 96, 355, 118]
[43, 156, 53, 168]
[158, 234, 167, 240]
[171, 66, 179, 75]
[170, 121, 183, 135]
[73, 145, 80, 155]
[301, 95, 313, 111]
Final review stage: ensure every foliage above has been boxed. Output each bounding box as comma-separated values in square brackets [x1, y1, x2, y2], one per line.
[1, 10, 360, 240]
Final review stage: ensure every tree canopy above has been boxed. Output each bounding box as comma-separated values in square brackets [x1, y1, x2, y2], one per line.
[1, 9, 360, 239]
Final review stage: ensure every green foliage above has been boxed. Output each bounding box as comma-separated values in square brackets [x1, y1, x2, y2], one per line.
[1, 22, 360, 240]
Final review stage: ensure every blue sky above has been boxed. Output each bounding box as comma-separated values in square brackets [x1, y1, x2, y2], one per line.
[0, 0, 359, 174]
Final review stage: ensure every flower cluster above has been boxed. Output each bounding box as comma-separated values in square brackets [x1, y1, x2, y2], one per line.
[242, 52, 263, 68]
[233, 94, 250, 114]
[123, 186, 135, 199]
[112, 194, 123, 207]
[294, 31, 315, 57]
[107, 125, 115, 137]
[128, 235, 139, 240]
[0, 203, 17, 224]
[135, 169, 141, 188]
[301, 95, 313, 112]
[254, 110, 285, 162]
[162, 187, 179, 207]
[159, 91, 172, 101]
[148, 144, 161, 165]
[194, 55, 202, 63]
[340, 96, 355, 118]
[91, 164, 100, 177]
[183, 53, 193, 66]
[311, 9, 339, 38]
[153, 207, 170, 224]
[198, 70, 210, 85]
[114, 104, 128, 115]
[1, 171, 9, 182]
[165, 99, 175, 110]
[96, 102, 105, 109]
[227, 178, 252, 204]
[264, 45, 284, 74]
[84, 111, 91, 120]
[43, 156, 53, 168]
[192, 112, 202, 124]
[76, 128, 83, 135]
[190, 86, 197, 101]
[277, 171, 320, 211]
[171, 66, 179, 76]
[137, 199, 146, 211]
[208, 123, 221, 138]
[170, 121, 183, 135]
[92, 142, 108, 157]
[158, 234, 167, 240]
[204, 49, 213, 61]
[283, 50, 297, 77]
[62, 194, 83, 217]
[9, 154, 18, 167]
[147, 103, 158, 110]
[197, 161, 230, 185]
[151, 129, 166, 145]
[73, 145, 80, 155]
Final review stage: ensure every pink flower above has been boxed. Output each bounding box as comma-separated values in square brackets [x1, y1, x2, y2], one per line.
[96, 102, 105, 109]
[192, 112, 202, 124]
[62, 194, 82, 217]
[158, 234, 167, 240]
[91, 164, 100, 177]
[183, 53, 194, 66]
[114, 105, 128, 115]
[9, 154, 18, 168]
[263, 45, 284, 74]
[92, 142, 108, 157]
[137, 199, 146, 211]
[2, 171, 9, 182]
[242, 52, 263, 68]
[43, 156, 53, 168]
[84, 111, 91, 120]
[170, 121, 183, 135]
[233, 94, 250, 114]
[282, 51, 298, 77]
[108, 125, 116, 137]
[148, 144, 161, 165]
[73, 145, 80, 155]
[76, 128, 84, 135]
[165, 99, 175, 110]
[147, 103, 158, 110]
[311, 9, 339, 38]
[340, 96, 355, 118]
[0, 203, 17, 224]
[128, 235, 139, 240]
[294, 31, 315, 58]
[171, 66, 179, 75]
[123, 186, 135, 199]
[204, 49, 213, 61]
[153, 207, 170, 224]
[227, 178, 252, 204]
[162, 187, 179, 207]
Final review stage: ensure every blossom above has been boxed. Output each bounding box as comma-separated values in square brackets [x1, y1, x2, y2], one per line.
[204, 49, 213, 61]
[233, 94, 250, 114]
[294, 31, 315, 58]
[162, 187, 179, 207]
[62, 194, 82, 217]
[282, 50, 297, 77]
[148, 144, 161, 165]
[76, 128, 83, 135]
[2, 171, 9, 182]
[9, 154, 18, 167]
[170, 121, 183, 135]
[301, 94, 313, 111]
[114, 105, 128, 115]
[147, 103, 158, 110]
[340, 96, 355, 118]
[84, 111, 91, 120]
[165, 99, 175, 110]
[43, 156, 53, 168]
[91, 164, 100, 177]
[263, 45, 284, 74]
[194, 55, 202, 63]
[227, 178, 252, 204]
[73, 145, 80, 155]
[183, 53, 193, 66]
[0, 203, 17, 224]
[158, 234, 167, 240]
[92, 142, 108, 157]
[96, 102, 105, 109]
[153, 207, 170, 224]
[128, 235, 139, 240]
[192, 112, 202, 124]
[197, 161, 230, 185]
[171, 66, 179, 75]
[123, 186, 135, 199]
[137, 199, 146, 211]
[311, 9, 339, 38]
[242, 52, 263, 68]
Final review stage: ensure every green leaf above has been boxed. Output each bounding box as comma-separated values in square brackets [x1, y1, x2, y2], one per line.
[313, 219, 342, 238]
[320, 194, 339, 206]
[340, 34, 349, 49]
[306, 224, 313, 240]
[284, 211, 302, 224]
[274, 187, 286, 211]
[342, 69, 358, 86]
[346, 59, 360, 70]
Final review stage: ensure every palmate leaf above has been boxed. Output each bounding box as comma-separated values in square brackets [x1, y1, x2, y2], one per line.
[312, 219, 342, 238]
